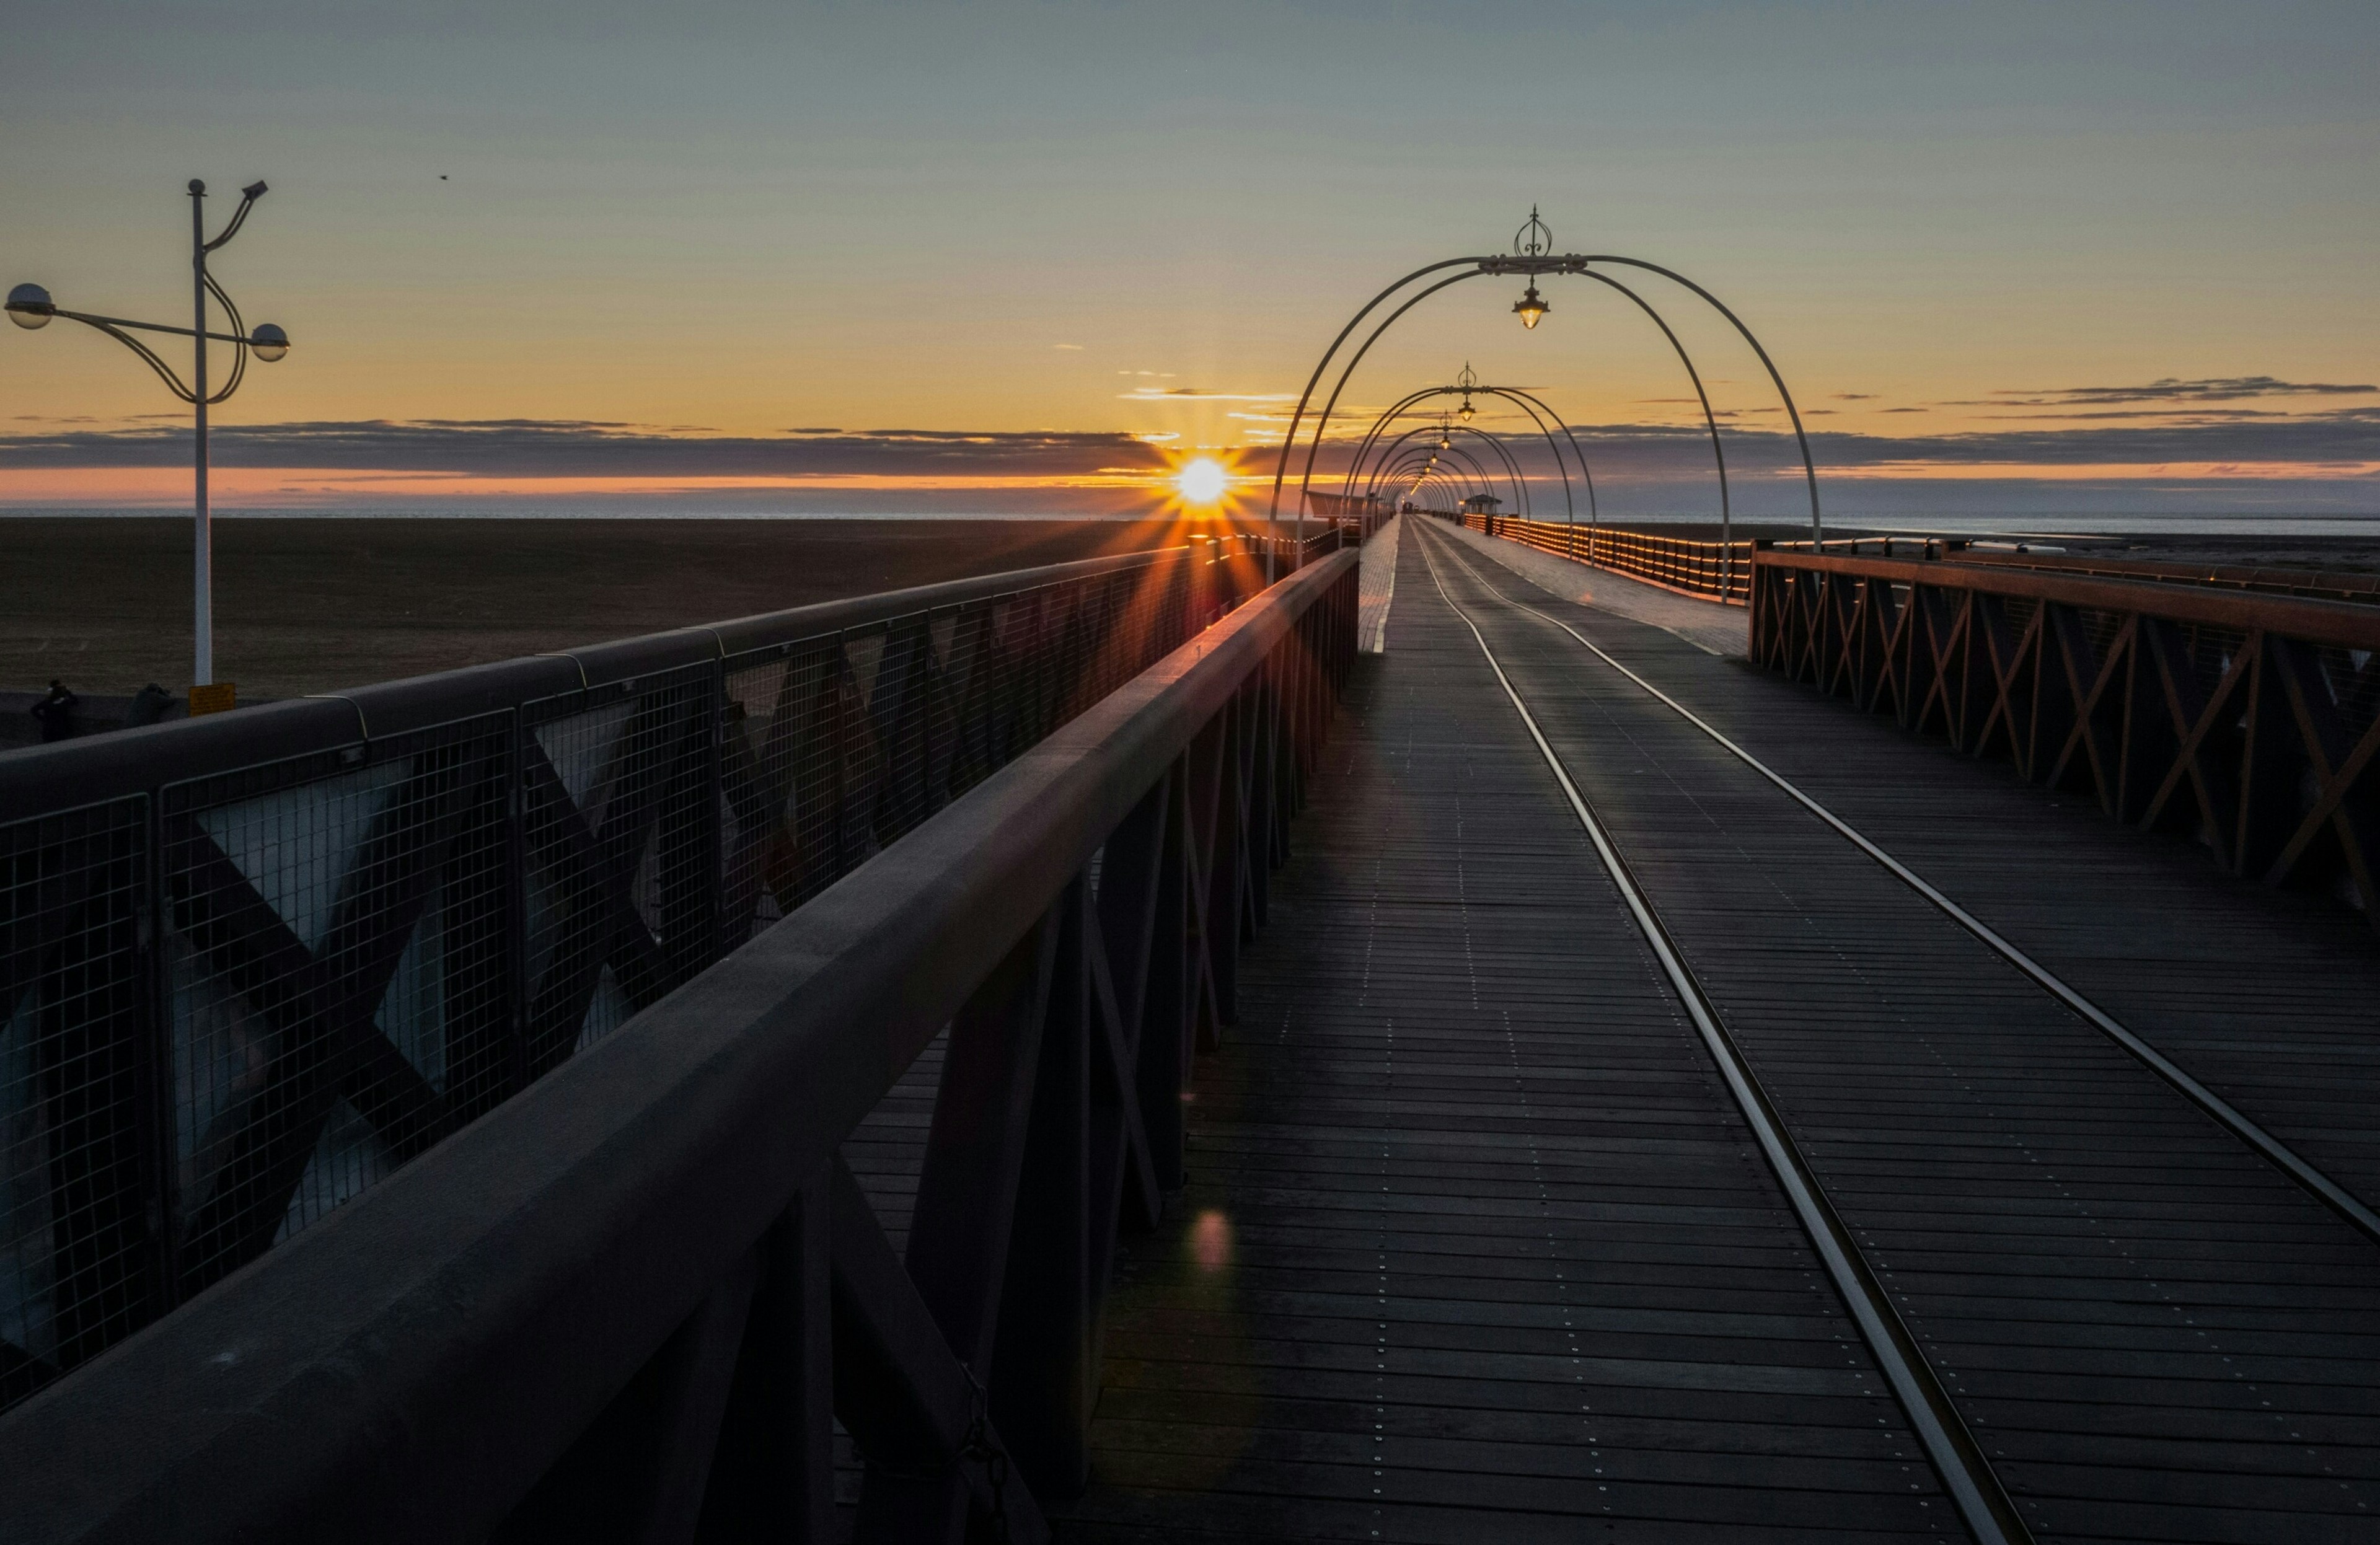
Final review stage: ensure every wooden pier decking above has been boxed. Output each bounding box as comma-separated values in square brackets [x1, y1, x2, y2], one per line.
[1021, 522, 2380, 1543]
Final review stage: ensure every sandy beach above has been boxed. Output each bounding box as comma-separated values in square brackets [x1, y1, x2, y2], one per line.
[1, 514, 1222, 700]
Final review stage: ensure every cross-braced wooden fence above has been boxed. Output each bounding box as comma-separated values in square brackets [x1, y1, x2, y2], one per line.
[1751, 550, 2380, 923]
[0, 547, 1359, 1545]
[0, 532, 1339, 1419]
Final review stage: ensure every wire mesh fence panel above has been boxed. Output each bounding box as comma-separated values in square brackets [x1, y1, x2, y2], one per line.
[860, 614, 940, 855]
[519, 664, 721, 1074]
[940, 602, 999, 799]
[2317, 644, 2380, 744]
[2175, 622, 2250, 703]
[161, 713, 514, 1298]
[2071, 605, 2128, 662]
[0, 796, 156, 1408]
[720, 636, 845, 949]
[715, 563, 1201, 959]
[0, 542, 1263, 1414]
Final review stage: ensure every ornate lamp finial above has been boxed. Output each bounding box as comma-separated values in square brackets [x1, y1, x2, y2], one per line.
[1514, 205, 1553, 259]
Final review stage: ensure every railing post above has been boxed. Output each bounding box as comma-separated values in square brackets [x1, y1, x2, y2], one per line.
[1140, 760, 1192, 1190]
[2235, 633, 2296, 878]
[701, 657, 729, 971]
[990, 881, 1094, 1497]
[859, 907, 1061, 1541]
[141, 792, 183, 1330]
[697, 1174, 837, 1543]
[1192, 703, 1240, 1039]
[497, 1248, 762, 1542]
[503, 710, 535, 1101]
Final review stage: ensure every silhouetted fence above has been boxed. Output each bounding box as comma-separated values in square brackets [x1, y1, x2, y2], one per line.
[1752, 548, 2380, 925]
[0, 529, 1338, 1415]
[1453, 511, 1756, 604]
[0, 546, 1360, 1545]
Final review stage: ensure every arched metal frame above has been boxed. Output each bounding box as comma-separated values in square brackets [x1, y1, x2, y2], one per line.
[1468, 387, 1596, 534]
[1570, 270, 1738, 598]
[1339, 384, 1597, 540]
[1292, 272, 1755, 595]
[1375, 442, 1499, 516]
[1365, 424, 1533, 530]
[1265, 245, 1819, 580]
[1364, 426, 1528, 522]
[1285, 270, 1480, 571]
[1403, 471, 1470, 516]
[1372, 445, 1494, 517]
[1379, 446, 1485, 513]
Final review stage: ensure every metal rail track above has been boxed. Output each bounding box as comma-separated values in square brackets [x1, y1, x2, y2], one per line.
[1422, 523, 2380, 1249]
[1413, 532, 2031, 1545]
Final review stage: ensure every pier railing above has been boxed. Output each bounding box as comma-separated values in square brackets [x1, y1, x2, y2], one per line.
[0, 545, 1359, 1544]
[1751, 550, 2380, 923]
[0, 528, 1339, 1417]
[1454, 512, 1755, 604]
[1939, 545, 2380, 607]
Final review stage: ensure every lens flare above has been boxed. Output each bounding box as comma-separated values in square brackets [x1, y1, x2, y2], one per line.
[1176, 457, 1228, 506]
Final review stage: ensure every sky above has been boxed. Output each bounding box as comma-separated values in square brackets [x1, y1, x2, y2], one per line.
[2, 0, 2376, 522]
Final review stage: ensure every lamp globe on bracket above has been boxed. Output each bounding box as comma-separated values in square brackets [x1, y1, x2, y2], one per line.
[5, 283, 55, 329]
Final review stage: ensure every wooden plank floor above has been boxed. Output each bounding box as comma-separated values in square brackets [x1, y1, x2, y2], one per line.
[1450, 527, 2380, 1209]
[842, 527, 2380, 1542]
[1408, 525, 2380, 1543]
[1047, 535, 1963, 1542]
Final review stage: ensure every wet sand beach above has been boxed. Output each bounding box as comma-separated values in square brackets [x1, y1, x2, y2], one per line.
[8, 514, 2376, 707]
[0, 515, 1213, 700]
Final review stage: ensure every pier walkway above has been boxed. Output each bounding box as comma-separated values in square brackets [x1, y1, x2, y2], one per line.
[7, 521, 2379, 1545]
[1051, 520, 2380, 1544]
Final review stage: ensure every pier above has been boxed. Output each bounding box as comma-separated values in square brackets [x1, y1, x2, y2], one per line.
[3, 518, 2376, 1543]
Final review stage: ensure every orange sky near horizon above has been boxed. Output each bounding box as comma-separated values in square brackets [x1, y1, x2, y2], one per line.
[3, 4, 2375, 515]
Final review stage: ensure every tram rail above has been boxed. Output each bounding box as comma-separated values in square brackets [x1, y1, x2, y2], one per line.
[1418, 524, 2380, 1249]
[1415, 531, 2032, 1545]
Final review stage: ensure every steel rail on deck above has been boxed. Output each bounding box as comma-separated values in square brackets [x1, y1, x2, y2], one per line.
[0, 549, 1362, 1544]
[1413, 529, 2029, 1545]
[1431, 530, 2380, 1247]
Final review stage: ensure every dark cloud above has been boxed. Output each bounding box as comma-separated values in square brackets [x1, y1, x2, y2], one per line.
[1550, 408, 2380, 471]
[0, 420, 1163, 477]
[1963, 376, 2379, 408]
[1831, 392, 1879, 400]
[6, 412, 2378, 488]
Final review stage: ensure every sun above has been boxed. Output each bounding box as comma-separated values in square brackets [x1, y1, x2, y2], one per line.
[1176, 457, 1228, 506]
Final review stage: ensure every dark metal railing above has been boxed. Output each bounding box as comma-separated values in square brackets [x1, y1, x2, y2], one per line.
[1751, 550, 2380, 926]
[1943, 545, 2380, 607]
[1452, 511, 1755, 604]
[0, 529, 1339, 1417]
[0, 547, 1361, 1545]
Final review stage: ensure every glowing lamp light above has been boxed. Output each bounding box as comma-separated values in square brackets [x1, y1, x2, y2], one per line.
[6, 283, 55, 329]
[1177, 456, 1228, 506]
[1513, 283, 1549, 330]
[248, 322, 290, 362]
[1457, 397, 1475, 422]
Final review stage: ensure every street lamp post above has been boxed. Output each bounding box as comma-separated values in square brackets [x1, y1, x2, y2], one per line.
[7, 178, 291, 697]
